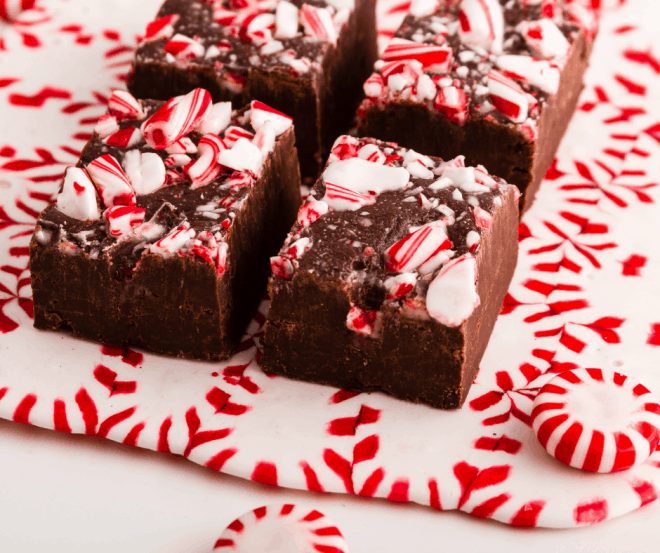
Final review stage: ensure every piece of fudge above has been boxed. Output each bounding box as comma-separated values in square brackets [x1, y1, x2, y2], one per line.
[30, 89, 301, 360]
[262, 135, 519, 408]
[356, 0, 595, 210]
[128, 0, 378, 179]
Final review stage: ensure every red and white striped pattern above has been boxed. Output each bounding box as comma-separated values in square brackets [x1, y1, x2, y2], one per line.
[322, 181, 376, 211]
[250, 100, 293, 136]
[363, 72, 385, 99]
[296, 197, 329, 227]
[104, 205, 146, 238]
[517, 18, 570, 61]
[346, 305, 382, 337]
[434, 85, 468, 125]
[487, 69, 529, 123]
[108, 90, 144, 121]
[103, 126, 143, 149]
[186, 134, 226, 188]
[150, 222, 196, 255]
[143, 14, 179, 42]
[385, 221, 452, 274]
[214, 504, 349, 552]
[142, 88, 212, 150]
[86, 154, 136, 208]
[532, 369, 660, 473]
[164, 33, 206, 60]
[496, 54, 560, 95]
[55, 167, 100, 221]
[300, 4, 337, 45]
[382, 38, 453, 74]
[457, 0, 504, 53]
[0, 0, 36, 22]
[384, 272, 417, 300]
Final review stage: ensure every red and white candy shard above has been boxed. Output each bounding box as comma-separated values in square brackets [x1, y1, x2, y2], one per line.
[531, 368, 660, 473]
[487, 69, 529, 123]
[442, 164, 490, 193]
[496, 54, 560, 95]
[164, 33, 205, 60]
[382, 38, 453, 74]
[86, 154, 136, 208]
[142, 88, 212, 150]
[426, 254, 480, 327]
[458, 0, 504, 54]
[385, 221, 452, 274]
[143, 14, 179, 42]
[384, 272, 417, 300]
[274, 1, 299, 39]
[321, 157, 410, 210]
[300, 4, 337, 45]
[250, 100, 293, 136]
[346, 305, 382, 337]
[104, 206, 146, 238]
[56, 167, 100, 221]
[517, 18, 570, 61]
[434, 85, 468, 125]
[410, 0, 440, 17]
[150, 222, 195, 255]
[94, 114, 119, 139]
[187, 134, 225, 188]
[0, 0, 37, 22]
[123, 151, 167, 196]
[197, 101, 232, 135]
[297, 197, 329, 227]
[218, 138, 263, 174]
[223, 126, 255, 146]
[322, 182, 376, 211]
[363, 73, 385, 99]
[108, 90, 144, 121]
[214, 504, 349, 553]
[103, 127, 143, 149]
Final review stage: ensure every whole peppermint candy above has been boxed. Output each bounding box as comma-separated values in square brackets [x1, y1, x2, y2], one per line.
[214, 504, 349, 552]
[532, 368, 660, 473]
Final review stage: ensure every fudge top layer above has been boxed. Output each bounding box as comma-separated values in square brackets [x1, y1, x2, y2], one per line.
[270, 135, 518, 334]
[34, 88, 294, 279]
[359, 0, 592, 139]
[135, 0, 356, 86]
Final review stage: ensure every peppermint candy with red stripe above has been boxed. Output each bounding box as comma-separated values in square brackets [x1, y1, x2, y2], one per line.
[532, 368, 660, 473]
[434, 85, 468, 125]
[143, 14, 179, 42]
[363, 72, 385, 99]
[357, 143, 386, 164]
[186, 134, 226, 188]
[250, 100, 293, 136]
[103, 126, 143, 148]
[142, 88, 212, 150]
[164, 33, 205, 61]
[385, 220, 452, 274]
[150, 222, 195, 255]
[219, 138, 263, 174]
[198, 101, 232, 135]
[487, 69, 529, 123]
[426, 253, 479, 327]
[384, 272, 417, 300]
[274, 1, 299, 39]
[223, 125, 255, 146]
[214, 504, 349, 552]
[517, 18, 570, 62]
[0, 0, 36, 22]
[104, 206, 146, 238]
[123, 151, 167, 196]
[382, 38, 453, 74]
[86, 154, 136, 208]
[296, 197, 329, 227]
[346, 305, 382, 337]
[322, 181, 376, 211]
[94, 114, 119, 139]
[300, 4, 337, 45]
[458, 0, 504, 54]
[496, 54, 560, 95]
[240, 12, 275, 46]
[56, 167, 100, 221]
[108, 90, 144, 121]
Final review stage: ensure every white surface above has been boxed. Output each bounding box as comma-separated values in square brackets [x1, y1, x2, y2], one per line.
[0, 420, 657, 552]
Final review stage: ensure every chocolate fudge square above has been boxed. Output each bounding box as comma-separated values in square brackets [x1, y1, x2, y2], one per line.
[128, 0, 378, 179]
[262, 135, 519, 408]
[357, 0, 594, 211]
[30, 89, 301, 360]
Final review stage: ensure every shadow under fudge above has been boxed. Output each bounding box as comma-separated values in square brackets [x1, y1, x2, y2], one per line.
[128, 0, 378, 180]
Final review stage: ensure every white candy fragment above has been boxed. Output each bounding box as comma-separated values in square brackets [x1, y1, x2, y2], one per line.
[274, 1, 299, 39]
[198, 101, 232, 135]
[249, 100, 293, 136]
[56, 167, 100, 221]
[123, 151, 167, 195]
[426, 254, 480, 327]
[322, 158, 409, 203]
[218, 138, 263, 174]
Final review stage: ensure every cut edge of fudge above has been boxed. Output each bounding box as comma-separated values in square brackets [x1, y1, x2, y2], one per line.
[261, 135, 519, 408]
[127, 0, 378, 179]
[356, 0, 595, 211]
[30, 88, 301, 360]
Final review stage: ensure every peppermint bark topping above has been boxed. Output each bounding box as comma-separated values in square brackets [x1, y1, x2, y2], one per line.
[272, 136, 516, 332]
[359, 0, 582, 132]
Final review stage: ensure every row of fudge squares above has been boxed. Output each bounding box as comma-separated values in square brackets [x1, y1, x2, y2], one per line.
[30, 89, 518, 409]
[128, 0, 594, 208]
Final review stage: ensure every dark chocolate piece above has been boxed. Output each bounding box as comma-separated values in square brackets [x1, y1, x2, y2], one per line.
[262, 135, 519, 408]
[356, 0, 594, 211]
[30, 89, 301, 360]
[128, 0, 378, 179]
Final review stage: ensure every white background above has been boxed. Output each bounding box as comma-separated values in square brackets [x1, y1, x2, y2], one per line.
[0, 420, 657, 552]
